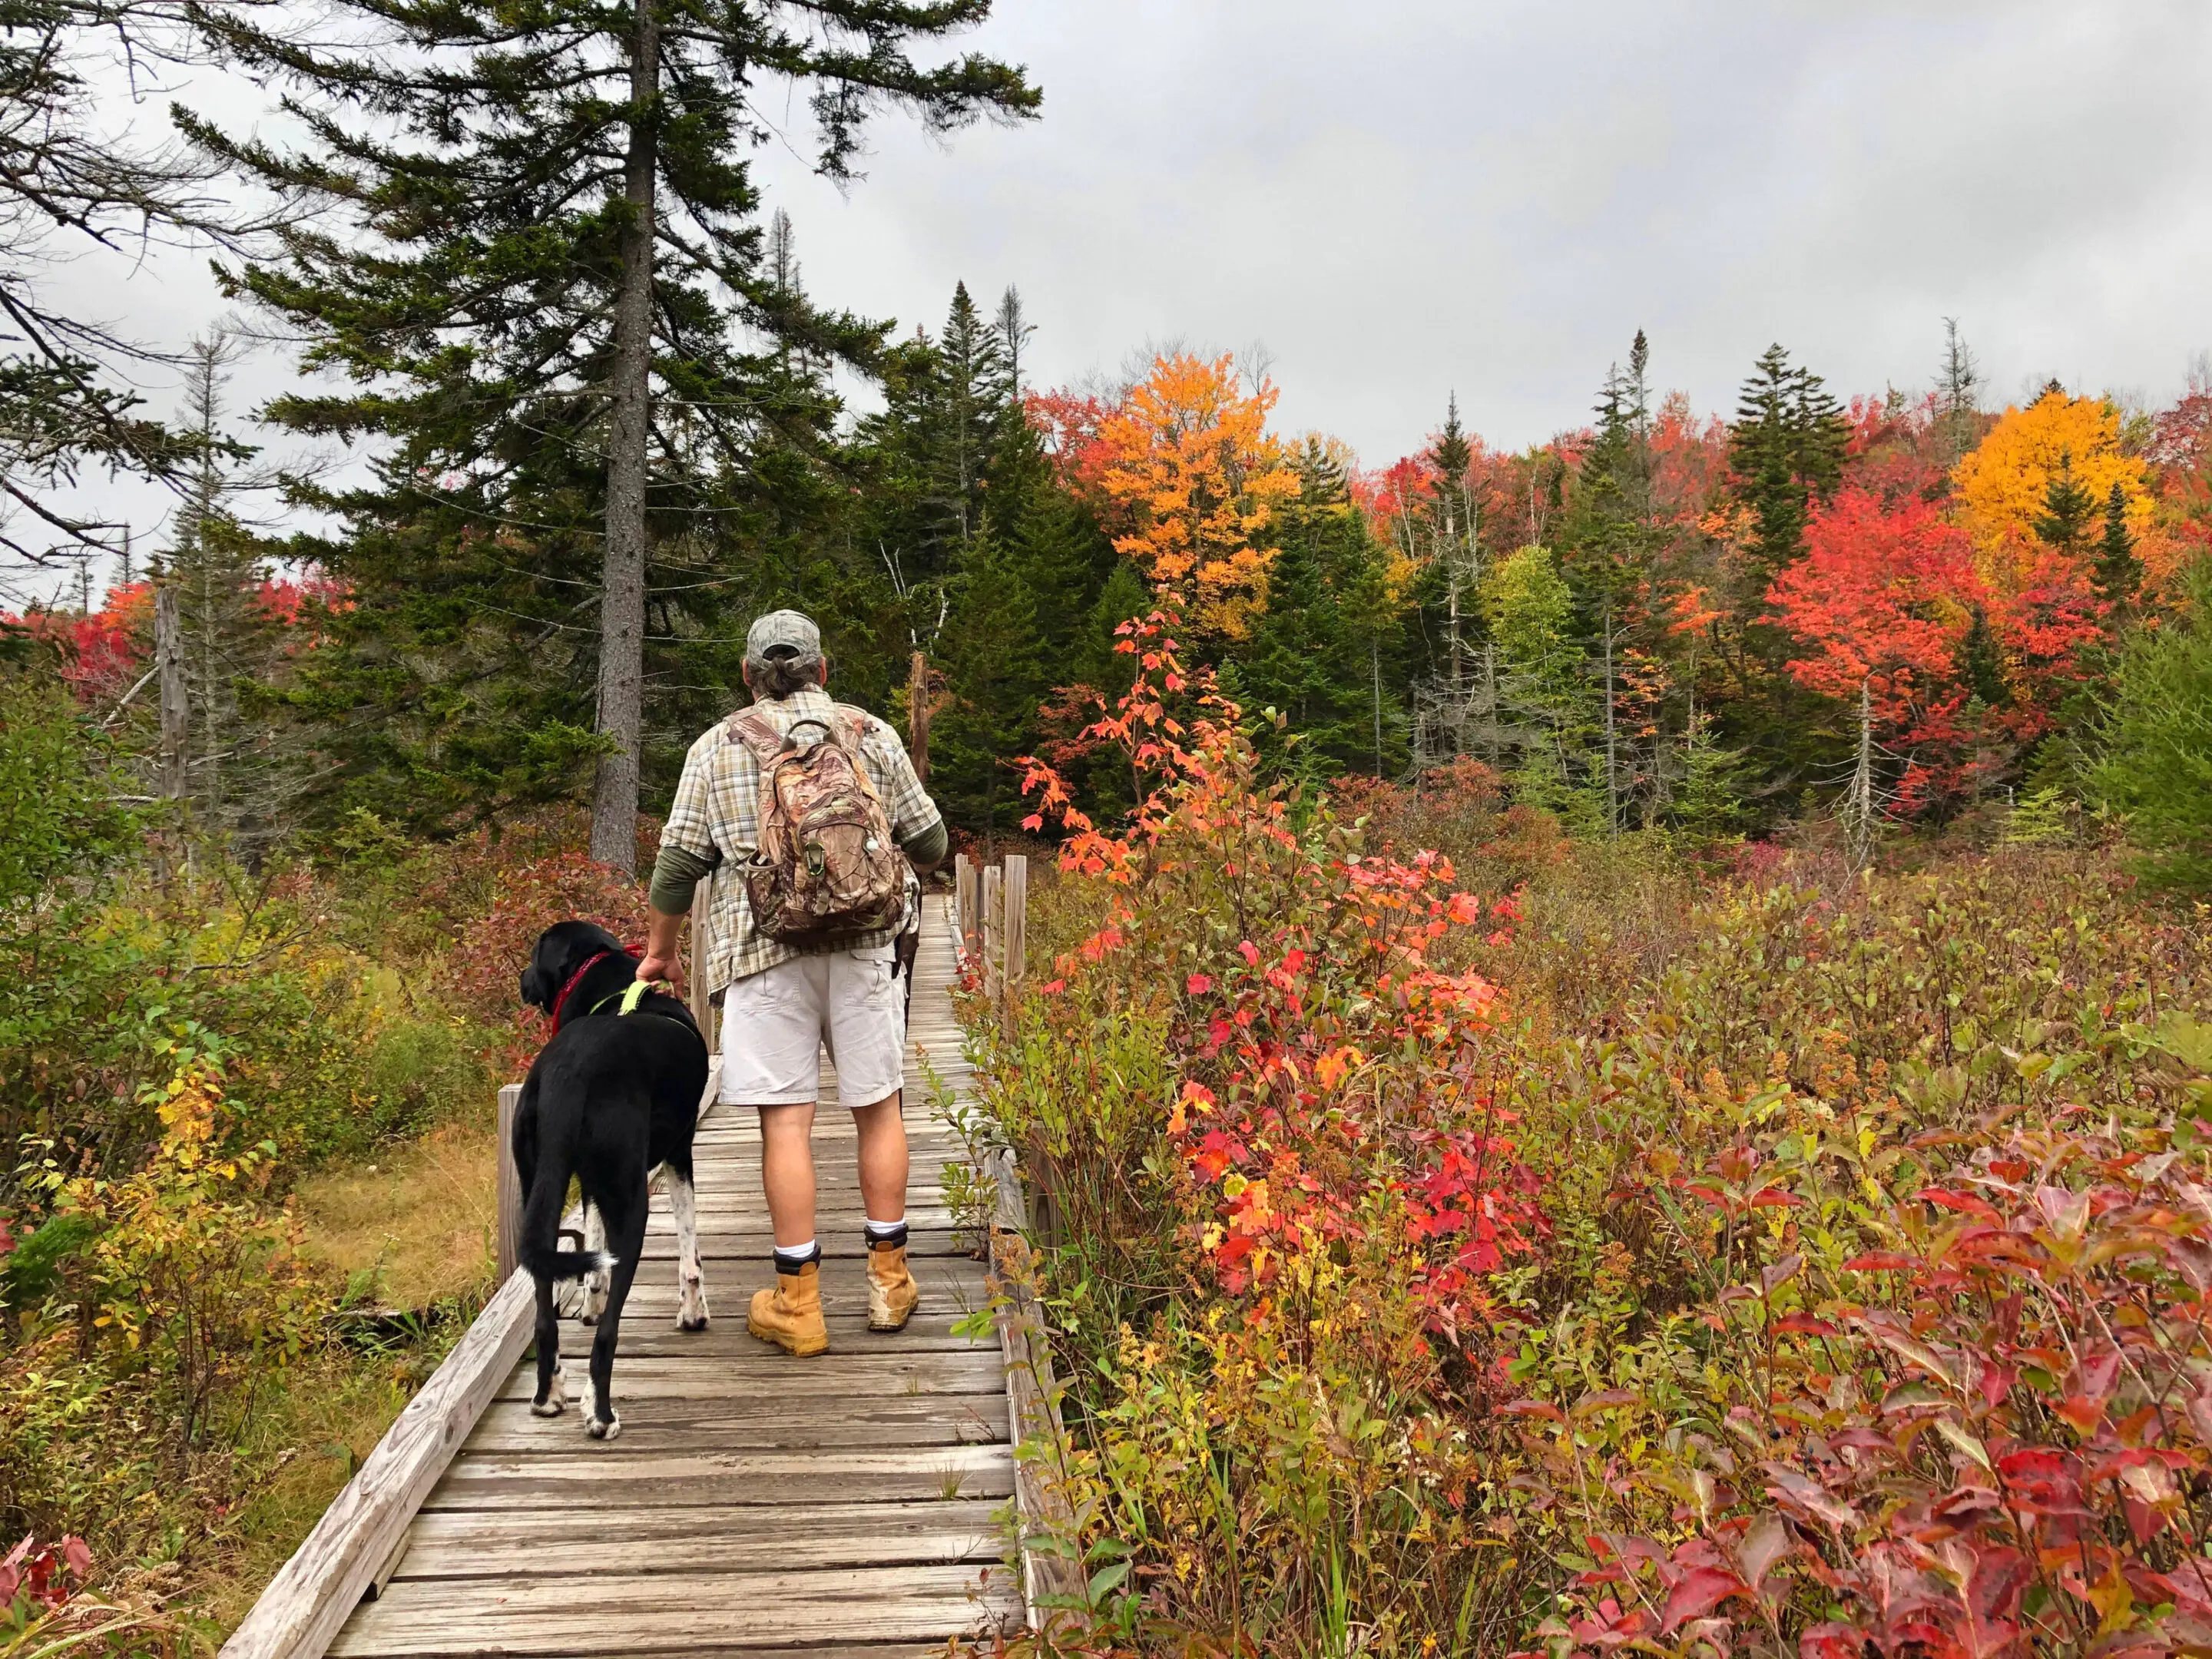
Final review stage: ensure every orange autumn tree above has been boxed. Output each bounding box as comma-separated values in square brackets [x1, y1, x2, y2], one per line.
[1094, 352, 1300, 638]
[1952, 386, 2152, 593]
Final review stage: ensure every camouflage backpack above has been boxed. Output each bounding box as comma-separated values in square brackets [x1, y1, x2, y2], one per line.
[726, 706, 907, 945]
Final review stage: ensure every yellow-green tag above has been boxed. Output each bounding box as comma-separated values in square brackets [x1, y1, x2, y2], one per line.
[618, 979, 651, 1015]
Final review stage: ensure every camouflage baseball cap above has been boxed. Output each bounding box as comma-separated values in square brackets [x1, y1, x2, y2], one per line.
[743, 608, 822, 667]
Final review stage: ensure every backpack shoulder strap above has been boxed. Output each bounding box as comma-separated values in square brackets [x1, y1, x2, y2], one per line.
[724, 709, 786, 763]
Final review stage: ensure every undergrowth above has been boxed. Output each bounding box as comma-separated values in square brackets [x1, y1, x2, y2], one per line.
[960, 614, 2212, 1658]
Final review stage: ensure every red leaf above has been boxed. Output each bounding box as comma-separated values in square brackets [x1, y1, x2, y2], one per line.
[1661, 1565, 1748, 1634]
[1774, 1313, 1840, 1337]
[1843, 1252, 1918, 1272]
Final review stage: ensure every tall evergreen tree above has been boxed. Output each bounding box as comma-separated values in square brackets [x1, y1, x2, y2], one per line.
[1565, 331, 1661, 830]
[2034, 451, 2098, 559]
[1729, 343, 1849, 575]
[187, 2, 1038, 863]
[1933, 317, 1982, 473]
[1233, 437, 1376, 774]
[2094, 481, 2143, 608]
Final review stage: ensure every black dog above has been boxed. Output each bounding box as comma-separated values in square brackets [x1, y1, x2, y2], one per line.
[515, 921, 710, 1440]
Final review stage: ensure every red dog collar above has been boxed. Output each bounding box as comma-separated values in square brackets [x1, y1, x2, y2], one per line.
[548, 950, 615, 1033]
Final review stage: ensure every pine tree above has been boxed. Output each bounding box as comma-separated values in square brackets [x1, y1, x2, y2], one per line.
[161, 333, 292, 857]
[1932, 318, 1982, 473]
[1730, 343, 1849, 575]
[187, 1, 1038, 863]
[1234, 439, 1374, 773]
[927, 529, 1048, 830]
[1962, 604, 2008, 707]
[2034, 450, 2098, 558]
[1564, 333, 1661, 829]
[0, 0, 224, 573]
[2094, 481, 2143, 608]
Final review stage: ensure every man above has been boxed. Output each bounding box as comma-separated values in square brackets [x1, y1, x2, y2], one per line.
[637, 610, 949, 1356]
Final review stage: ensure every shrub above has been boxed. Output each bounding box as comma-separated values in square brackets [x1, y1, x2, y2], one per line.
[2092, 560, 2212, 892]
[1512, 1120, 2212, 1659]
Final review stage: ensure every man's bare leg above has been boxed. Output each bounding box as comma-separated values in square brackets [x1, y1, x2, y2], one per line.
[756, 1101, 818, 1247]
[747, 1100, 828, 1356]
[854, 1091, 918, 1331]
[852, 1091, 908, 1226]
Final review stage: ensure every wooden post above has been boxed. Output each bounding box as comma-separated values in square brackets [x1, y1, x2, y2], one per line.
[982, 863, 1003, 1008]
[495, 1084, 522, 1284]
[687, 869, 716, 1051]
[1001, 854, 1027, 1040]
[954, 853, 978, 965]
[907, 649, 931, 788]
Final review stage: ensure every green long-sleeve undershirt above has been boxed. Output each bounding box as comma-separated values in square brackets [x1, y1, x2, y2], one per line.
[647, 817, 949, 917]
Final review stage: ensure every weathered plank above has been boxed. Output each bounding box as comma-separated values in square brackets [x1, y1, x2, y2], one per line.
[465, 1392, 1007, 1452]
[392, 1499, 1004, 1578]
[422, 1444, 1014, 1510]
[326, 1566, 1015, 1657]
[491, 1353, 1002, 1401]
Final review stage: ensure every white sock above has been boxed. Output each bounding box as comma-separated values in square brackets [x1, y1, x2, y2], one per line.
[773, 1240, 819, 1272]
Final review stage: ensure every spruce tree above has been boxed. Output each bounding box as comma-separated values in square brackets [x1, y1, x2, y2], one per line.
[927, 528, 1047, 830]
[1729, 343, 1849, 575]
[2034, 451, 2098, 559]
[1235, 438, 1373, 773]
[186, 2, 1038, 863]
[1933, 317, 1982, 472]
[1564, 333, 1661, 829]
[2095, 481, 2143, 608]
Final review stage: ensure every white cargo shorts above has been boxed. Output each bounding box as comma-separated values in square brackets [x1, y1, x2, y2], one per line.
[718, 943, 907, 1108]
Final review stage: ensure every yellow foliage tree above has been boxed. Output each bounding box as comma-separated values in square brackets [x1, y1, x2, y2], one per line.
[1952, 387, 2152, 591]
[1094, 353, 1300, 637]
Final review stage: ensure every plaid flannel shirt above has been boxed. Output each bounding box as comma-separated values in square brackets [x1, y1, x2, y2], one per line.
[661, 687, 942, 992]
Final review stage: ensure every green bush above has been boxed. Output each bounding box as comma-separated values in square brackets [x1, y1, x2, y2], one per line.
[2091, 559, 2212, 891]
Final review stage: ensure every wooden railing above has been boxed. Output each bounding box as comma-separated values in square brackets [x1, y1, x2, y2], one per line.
[945, 861, 1083, 1619]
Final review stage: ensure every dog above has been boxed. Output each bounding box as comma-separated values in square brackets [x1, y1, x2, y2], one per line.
[515, 921, 711, 1439]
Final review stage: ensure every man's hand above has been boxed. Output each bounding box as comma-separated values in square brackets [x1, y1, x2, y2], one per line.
[637, 907, 687, 994]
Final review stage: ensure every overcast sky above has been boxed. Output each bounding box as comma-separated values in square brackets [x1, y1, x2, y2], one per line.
[48, 0, 2212, 591]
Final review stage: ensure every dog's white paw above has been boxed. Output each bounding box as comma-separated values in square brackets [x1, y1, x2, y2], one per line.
[575, 1377, 599, 1426]
[678, 1283, 710, 1332]
[587, 1410, 621, 1441]
[531, 1367, 567, 1417]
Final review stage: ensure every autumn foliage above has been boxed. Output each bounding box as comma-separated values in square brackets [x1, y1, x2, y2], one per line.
[1089, 356, 1300, 639]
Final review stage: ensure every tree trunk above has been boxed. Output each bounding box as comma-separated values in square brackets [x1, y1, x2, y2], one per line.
[1369, 634, 1382, 776]
[907, 649, 931, 787]
[157, 581, 188, 803]
[589, 0, 661, 873]
[1602, 605, 1618, 835]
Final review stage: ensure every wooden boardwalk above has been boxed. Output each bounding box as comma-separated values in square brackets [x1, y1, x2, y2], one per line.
[321, 904, 1020, 1657]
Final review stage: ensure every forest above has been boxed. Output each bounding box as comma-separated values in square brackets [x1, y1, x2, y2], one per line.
[2, 0, 2212, 1651]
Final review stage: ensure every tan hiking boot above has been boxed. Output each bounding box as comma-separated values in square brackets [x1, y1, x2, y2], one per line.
[747, 1261, 828, 1356]
[867, 1240, 919, 1333]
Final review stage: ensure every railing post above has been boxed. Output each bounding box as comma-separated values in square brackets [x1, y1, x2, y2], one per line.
[495, 1083, 522, 1283]
[1001, 854, 1027, 1040]
[955, 853, 977, 965]
[688, 868, 716, 1051]
[982, 863, 1003, 1007]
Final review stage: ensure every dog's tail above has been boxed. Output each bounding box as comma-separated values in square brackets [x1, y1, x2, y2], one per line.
[518, 1088, 614, 1283]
